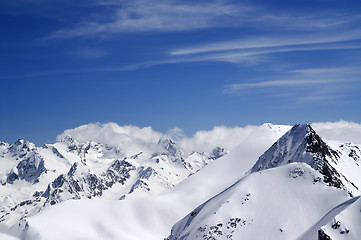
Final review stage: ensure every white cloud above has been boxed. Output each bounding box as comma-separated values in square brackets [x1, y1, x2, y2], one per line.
[56, 121, 361, 157]
[224, 67, 361, 103]
[45, 0, 244, 40]
[56, 122, 261, 156]
[250, 12, 361, 30]
[95, 41, 361, 72]
[312, 121, 361, 144]
[164, 127, 185, 142]
[30, 0, 361, 79]
[177, 125, 259, 155]
[56, 122, 163, 156]
[44, 0, 361, 40]
[226, 79, 331, 92]
[170, 32, 361, 56]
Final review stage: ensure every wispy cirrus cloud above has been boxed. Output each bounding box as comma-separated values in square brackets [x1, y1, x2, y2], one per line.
[44, 0, 246, 40]
[97, 38, 361, 71]
[252, 12, 361, 30]
[43, 0, 361, 41]
[224, 67, 361, 103]
[8, 0, 361, 85]
[170, 30, 361, 56]
[226, 79, 331, 91]
[4, 39, 361, 79]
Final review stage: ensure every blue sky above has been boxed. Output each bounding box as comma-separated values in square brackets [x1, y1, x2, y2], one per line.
[1, 0, 361, 145]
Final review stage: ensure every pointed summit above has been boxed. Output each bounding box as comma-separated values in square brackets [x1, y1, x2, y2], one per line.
[9, 139, 35, 158]
[251, 124, 345, 189]
[251, 124, 336, 171]
[158, 138, 178, 156]
[156, 138, 184, 161]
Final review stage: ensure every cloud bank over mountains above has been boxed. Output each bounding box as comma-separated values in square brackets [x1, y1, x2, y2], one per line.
[56, 121, 361, 156]
[312, 120, 361, 144]
[56, 122, 258, 155]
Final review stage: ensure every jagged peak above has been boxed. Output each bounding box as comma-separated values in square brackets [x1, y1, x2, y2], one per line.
[286, 123, 312, 138]
[59, 136, 103, 156]
[10, 138, 35, 147]
[250, 124, 346, 189]
[8, 139, 36, 157]
[209, 146, 227, 160]
[251, 124, 324, 170]
[157, 137, 181, 156]
[7, 151, 47, 184]
[12, 139, 27, 145]
[158, 137, 176, 146]
[66, 161, 91, 178]
[0, 140, 9, 147]
[58, 136, 102, 150]
[63, 136, 104, 148]
[59, 135, 78, 145]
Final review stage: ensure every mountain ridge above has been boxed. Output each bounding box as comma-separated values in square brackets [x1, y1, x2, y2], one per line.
[1, 122, 361, 239]
[167, 124, 361, 240]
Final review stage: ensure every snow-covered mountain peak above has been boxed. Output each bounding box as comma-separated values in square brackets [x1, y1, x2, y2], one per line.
[166, 124, 361, 240]
[209, 146, 227, 160]
[58, 135, 77, 144]
[251, 124, 336, 172]
[0, 141, 9, 148]
[58, 136, 111, 161]
[8, 139, 36, 158]
[3, 122, 361, 240]
[157, 138, 179, 156]
[13, 152, 46, 184]
[0, 130, 229, 232]
[58, 135, 80, 152]
[250, 123, 361, 197]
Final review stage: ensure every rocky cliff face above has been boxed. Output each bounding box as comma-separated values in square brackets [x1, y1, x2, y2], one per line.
[251, 124, 359, 195]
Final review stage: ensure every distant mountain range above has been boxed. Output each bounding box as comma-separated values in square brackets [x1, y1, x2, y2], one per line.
[0, 135, 226, 232]
[1, 122, 361, 240]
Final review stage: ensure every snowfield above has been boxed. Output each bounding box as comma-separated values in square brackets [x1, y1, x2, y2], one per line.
[1, 121, 361, 240]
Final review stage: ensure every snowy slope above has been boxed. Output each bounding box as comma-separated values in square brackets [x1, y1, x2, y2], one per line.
[167, 124, 361, 240]
[8, 123, 290, 240]
[3, 122, 361, 240]
[0, 232, 18, 240]
[297, 196, 361, 240]
[167, 163, 357, 240]
[316, 196, 361, 239]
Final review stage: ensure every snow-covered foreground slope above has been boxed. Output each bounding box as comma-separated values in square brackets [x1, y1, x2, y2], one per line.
[8, 124, 290, 240]
[168, 124, 361, 240]
[297, 196, 361, 240]
[168, 163, 358, 240]
[0, 232, 19, 240]
[316, 196, 361, 239]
